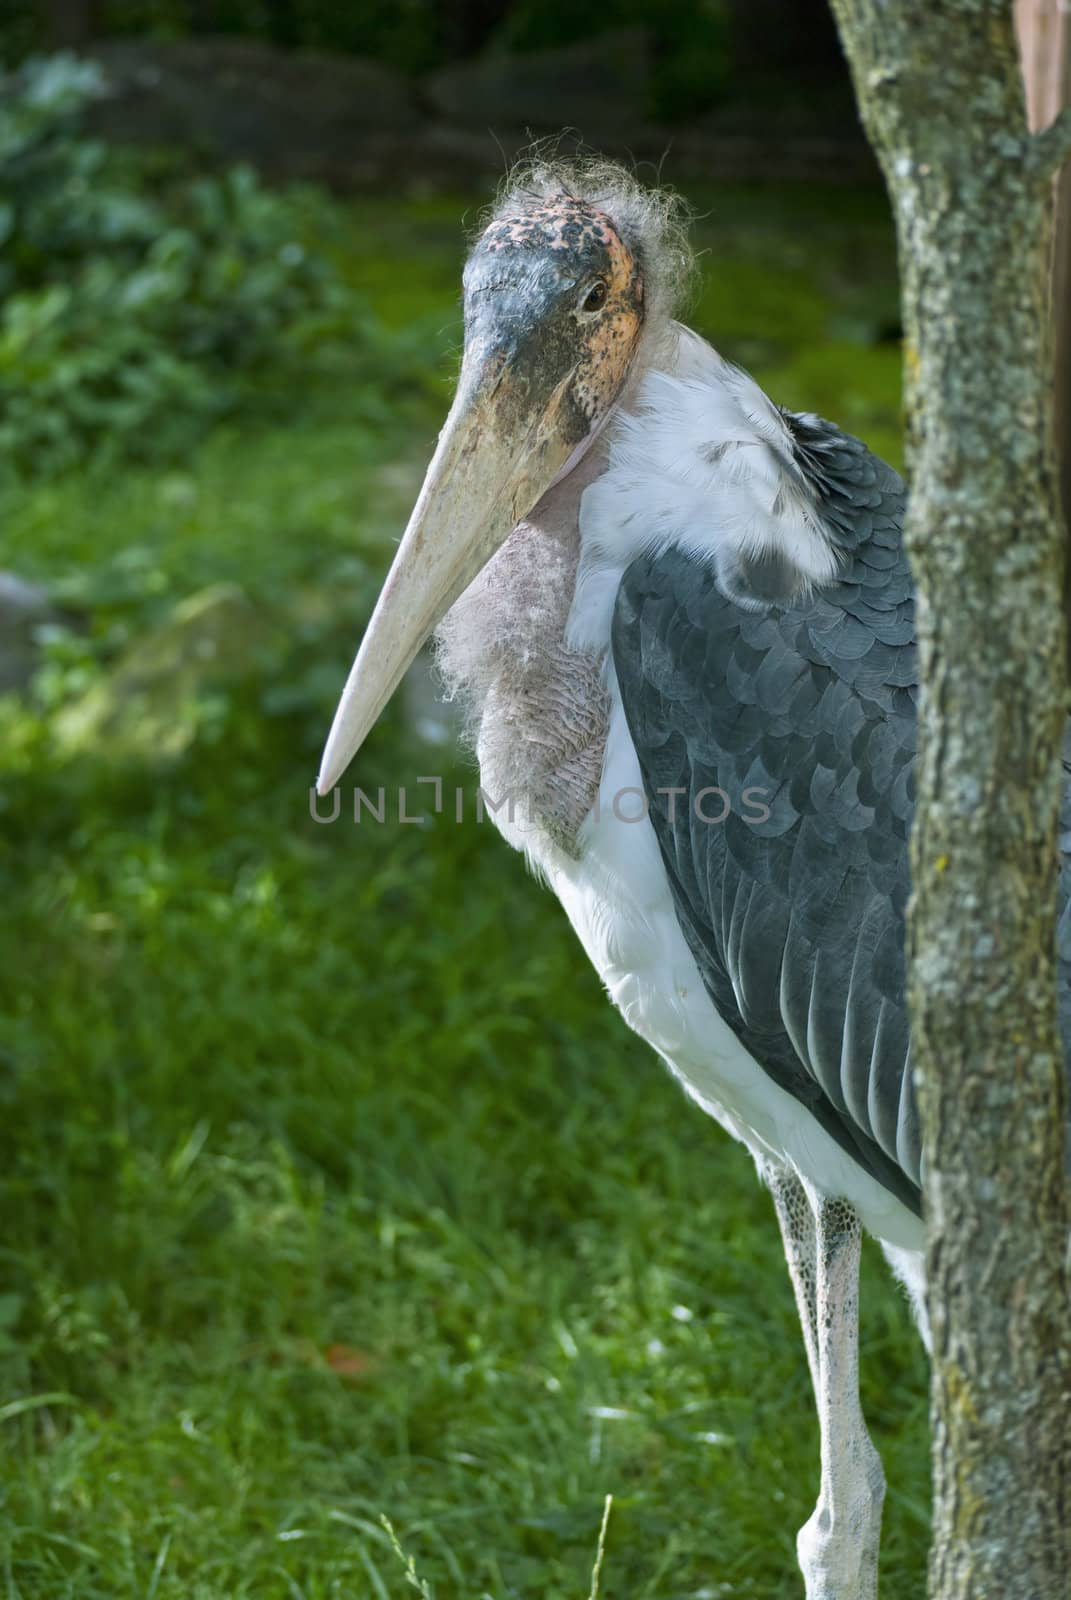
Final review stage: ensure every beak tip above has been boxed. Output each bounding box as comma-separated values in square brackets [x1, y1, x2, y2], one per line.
[315, 752, 343, 797]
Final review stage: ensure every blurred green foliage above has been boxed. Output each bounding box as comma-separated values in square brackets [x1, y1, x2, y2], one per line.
[0, 55, 408, 476]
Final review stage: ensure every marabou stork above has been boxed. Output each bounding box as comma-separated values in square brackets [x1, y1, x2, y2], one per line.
[315, 158, 1071, 1599]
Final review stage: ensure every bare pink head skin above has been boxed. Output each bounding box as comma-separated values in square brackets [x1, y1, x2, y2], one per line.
[464, 196, 645, 442]
[317, 188, 653, 794]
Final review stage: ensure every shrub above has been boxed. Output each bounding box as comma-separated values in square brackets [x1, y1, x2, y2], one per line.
[0, 54, 383, 476]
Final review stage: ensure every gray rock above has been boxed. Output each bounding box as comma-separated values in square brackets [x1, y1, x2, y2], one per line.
[86, 37, 418, 171]
[425, 28, 652, 137]
[76, 32, 872, 191]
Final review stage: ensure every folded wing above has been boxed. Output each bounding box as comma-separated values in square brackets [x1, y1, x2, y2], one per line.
[611, 413, 924, 1212]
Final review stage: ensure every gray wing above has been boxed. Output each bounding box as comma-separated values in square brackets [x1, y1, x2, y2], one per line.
[611, 414, 922, 1212]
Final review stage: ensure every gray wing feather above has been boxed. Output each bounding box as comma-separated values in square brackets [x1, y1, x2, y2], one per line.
[611, 413, 923, 1211]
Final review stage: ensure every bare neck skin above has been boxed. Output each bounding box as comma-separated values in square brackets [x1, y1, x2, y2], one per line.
[433, 320, 682, 854]
[434, 440, 611, 856]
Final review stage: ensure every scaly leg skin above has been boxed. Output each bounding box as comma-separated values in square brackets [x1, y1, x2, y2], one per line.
[766, 1169, 885, 1600]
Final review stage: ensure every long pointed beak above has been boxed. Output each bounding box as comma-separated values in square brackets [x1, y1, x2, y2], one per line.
[316, 354, 586, 794]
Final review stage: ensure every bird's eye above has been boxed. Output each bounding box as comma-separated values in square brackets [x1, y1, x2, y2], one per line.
[581, 280, 608, 313]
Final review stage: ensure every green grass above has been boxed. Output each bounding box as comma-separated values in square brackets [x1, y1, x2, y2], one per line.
[0, 180, 927, 1597]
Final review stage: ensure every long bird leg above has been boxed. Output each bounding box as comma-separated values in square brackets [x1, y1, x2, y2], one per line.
[767, 1169, 885, 1600]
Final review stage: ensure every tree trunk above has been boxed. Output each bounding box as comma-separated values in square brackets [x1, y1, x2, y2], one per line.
[827, 3, 1071, 1597]
[1016, 0, 1071, 641]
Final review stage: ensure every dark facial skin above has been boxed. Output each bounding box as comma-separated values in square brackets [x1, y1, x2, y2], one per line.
[461, 196, 646, 453]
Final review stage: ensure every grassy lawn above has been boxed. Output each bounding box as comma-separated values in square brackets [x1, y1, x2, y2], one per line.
[0, 181, 927, 1598]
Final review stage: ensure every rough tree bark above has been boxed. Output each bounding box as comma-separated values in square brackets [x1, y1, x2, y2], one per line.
[827, 3, 1071, 1596]
[1017, 0, 1071, 616]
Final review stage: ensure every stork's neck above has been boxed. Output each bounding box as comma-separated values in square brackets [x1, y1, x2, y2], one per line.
[434, 320, 683, 856]
[435, 434, 611, 857]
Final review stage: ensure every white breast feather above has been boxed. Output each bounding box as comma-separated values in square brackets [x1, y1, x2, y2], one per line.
[567, 328, 838, 655]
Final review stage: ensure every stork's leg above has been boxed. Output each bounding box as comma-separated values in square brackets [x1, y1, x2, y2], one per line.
[767, 1170, 885, 1600]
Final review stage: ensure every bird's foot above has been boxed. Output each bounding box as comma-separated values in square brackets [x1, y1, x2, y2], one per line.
[796, 1448, 884, 1600]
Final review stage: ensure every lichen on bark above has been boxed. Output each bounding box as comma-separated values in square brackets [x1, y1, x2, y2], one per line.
[827, 2, 1071, 1596]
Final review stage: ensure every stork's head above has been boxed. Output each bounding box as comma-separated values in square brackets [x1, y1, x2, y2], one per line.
[317, 163, 688, 793]
[460, 195, 646, 461]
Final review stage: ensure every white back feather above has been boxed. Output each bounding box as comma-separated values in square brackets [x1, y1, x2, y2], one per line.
[568, 327, 840, 654]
